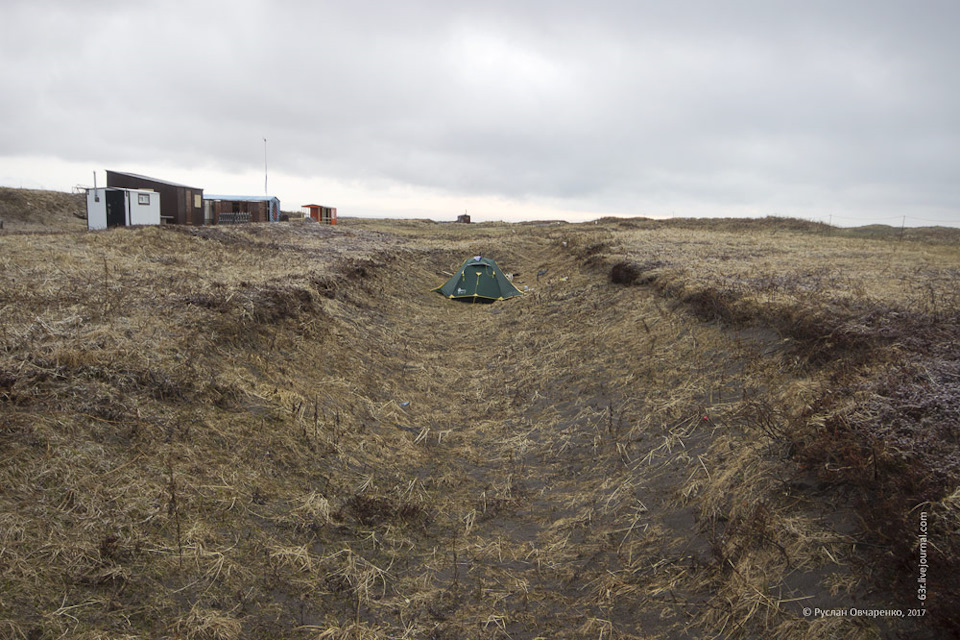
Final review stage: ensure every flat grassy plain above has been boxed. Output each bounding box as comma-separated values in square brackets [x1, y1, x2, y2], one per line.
[1, 189, 958, 639]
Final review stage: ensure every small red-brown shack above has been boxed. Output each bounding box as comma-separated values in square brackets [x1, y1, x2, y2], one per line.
[302, 204, 337, 225]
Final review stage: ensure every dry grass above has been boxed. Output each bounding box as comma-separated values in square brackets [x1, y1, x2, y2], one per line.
[0, 187, 85, 233]
[563, 217, 960, 636]
[1, 193, 956, 638]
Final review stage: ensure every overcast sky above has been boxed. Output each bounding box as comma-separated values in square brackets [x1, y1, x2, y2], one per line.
[1, 0, 958, 225]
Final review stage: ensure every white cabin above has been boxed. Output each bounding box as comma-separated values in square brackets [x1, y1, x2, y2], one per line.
[86, 187, 161, 230]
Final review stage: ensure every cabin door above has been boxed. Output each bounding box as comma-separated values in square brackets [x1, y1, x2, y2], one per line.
[105, 190, 126, 227]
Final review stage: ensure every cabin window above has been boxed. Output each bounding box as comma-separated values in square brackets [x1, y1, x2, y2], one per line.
[138, 193, 150, 205]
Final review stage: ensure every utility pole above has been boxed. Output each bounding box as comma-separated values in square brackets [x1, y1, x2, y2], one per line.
[264, 137, 268, 195]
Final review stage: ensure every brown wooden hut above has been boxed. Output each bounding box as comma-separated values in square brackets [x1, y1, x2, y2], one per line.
[303, 204, 337, 225]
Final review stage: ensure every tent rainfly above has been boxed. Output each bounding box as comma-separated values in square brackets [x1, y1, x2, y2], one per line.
[433, 256, 523, 303]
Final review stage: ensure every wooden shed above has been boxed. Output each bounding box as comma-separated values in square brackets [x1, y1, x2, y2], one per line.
[204, 195, 281, 224]
[106, 170, 203, 225]
[303, 204, 337, 225]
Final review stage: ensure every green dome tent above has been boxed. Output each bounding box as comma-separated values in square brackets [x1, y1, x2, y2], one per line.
[433, 256, 523, 303]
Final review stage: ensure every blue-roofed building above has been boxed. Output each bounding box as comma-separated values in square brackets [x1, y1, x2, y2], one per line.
[203, 195, 282, 224]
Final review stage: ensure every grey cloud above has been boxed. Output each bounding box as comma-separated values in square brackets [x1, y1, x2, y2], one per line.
[2, 0, 958, 223]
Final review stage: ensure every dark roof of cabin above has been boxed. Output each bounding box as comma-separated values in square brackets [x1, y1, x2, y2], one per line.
[106, 170, 202, 190]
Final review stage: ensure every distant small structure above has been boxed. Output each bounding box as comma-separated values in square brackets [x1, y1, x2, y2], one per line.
[107, 171, 203, 225]
[86, 187, 161, 230]
[204, 195, 281, 225]
[457, 214, 471, 223]
[302, 204, 337, 225]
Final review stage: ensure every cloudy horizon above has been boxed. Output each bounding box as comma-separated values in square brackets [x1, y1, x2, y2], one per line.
[2, 0, 958, 226]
